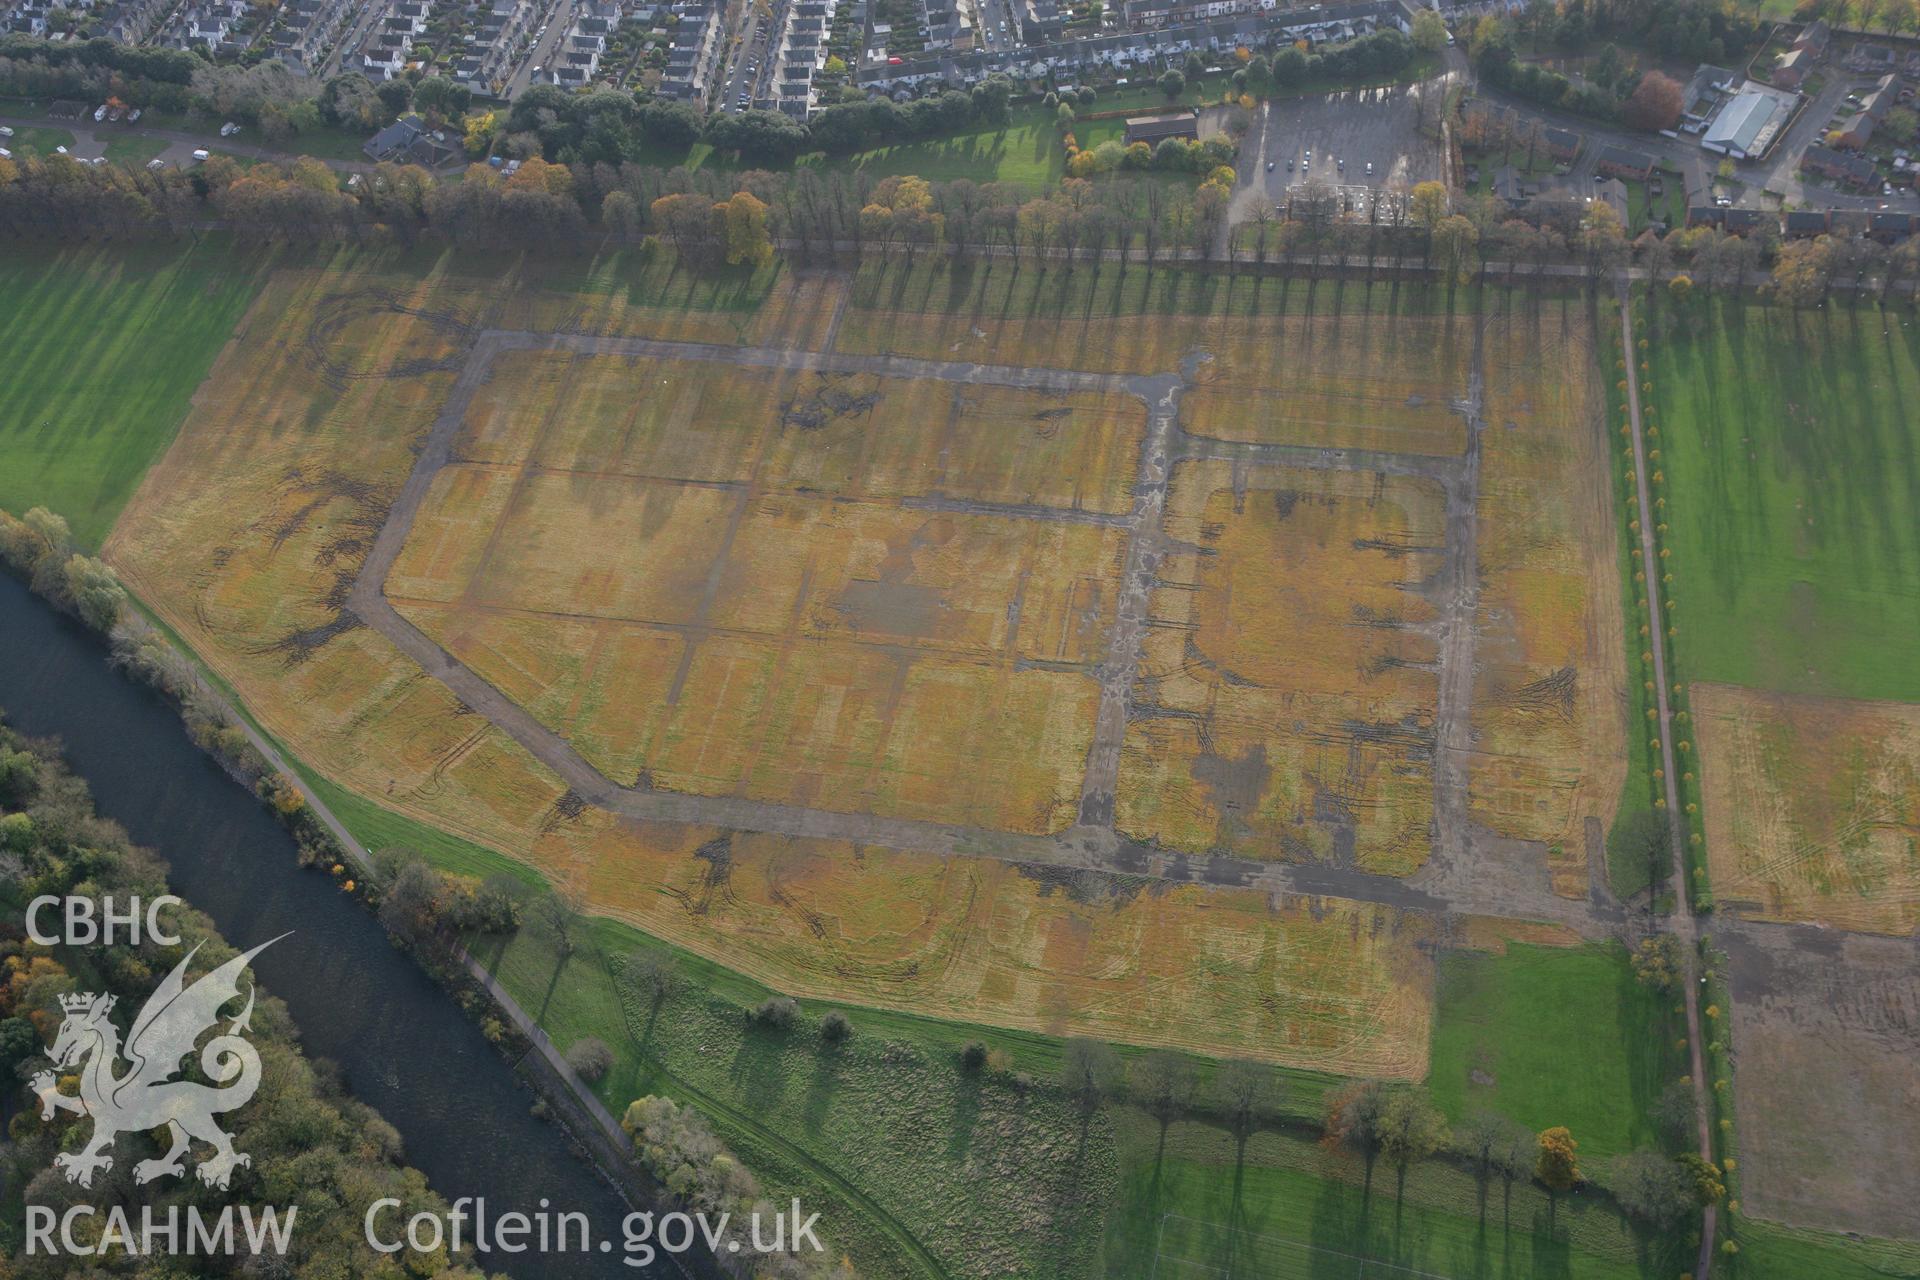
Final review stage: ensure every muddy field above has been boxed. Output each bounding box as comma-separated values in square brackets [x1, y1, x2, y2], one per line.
[1724, 924, 1920, 1237]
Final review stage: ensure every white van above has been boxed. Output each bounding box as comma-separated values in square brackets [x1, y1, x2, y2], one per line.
[192, 148, 210, 162]
[0, 125, 13, 137]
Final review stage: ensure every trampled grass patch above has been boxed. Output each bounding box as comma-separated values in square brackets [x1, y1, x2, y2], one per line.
[1648, 298, 1920, 703]
[1470, 302, 1625, 898]
[1427, 943, 1682, 1162]
[1118, 461, 1443, 873]
[0, 244, 266, 547]
[1694, 682, 1920, 934]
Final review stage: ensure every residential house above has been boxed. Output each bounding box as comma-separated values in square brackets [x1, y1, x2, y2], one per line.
[1772, 47, 1809, 90]
[1792, 18, 1828, 58]
[1800, 142, 1877, 187]
[364, 114, 426, 161]
[1594, 145, 1654, 181]
[1782, 209, 1830, 238]
[1591, 176, 1629, 226]
[1832, 74, 1897, 149]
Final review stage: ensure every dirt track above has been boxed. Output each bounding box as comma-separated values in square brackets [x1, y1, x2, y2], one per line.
[345, 312, 1616, 935]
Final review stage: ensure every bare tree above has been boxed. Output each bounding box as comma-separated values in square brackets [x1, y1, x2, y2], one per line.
[1061, 1037, 1123, 1113]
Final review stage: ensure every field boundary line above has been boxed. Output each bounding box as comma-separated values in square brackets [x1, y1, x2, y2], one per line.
[1617, 286, 1717, 1280]
[1154, 1212, 1457, 1279]
[336, 308, 1620, 941]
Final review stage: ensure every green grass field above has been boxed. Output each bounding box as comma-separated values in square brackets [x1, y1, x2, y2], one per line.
[820, 106, 1064, 186]
[1648, 298, 1920, 702]
[1427, 945, 1682, 1163]
[101, 134, 170, 166]
[0, 245, 267, 548]
[1103, 1112, 1674, 1280]
[4, 125, 74, 156]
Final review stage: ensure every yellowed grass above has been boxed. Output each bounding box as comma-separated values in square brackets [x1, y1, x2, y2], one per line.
[1181, 314, 1472, 454]
[1695, 682, 1920, 935]
[558, 813, 1436, 1076]
[102, 267, 1501, 1074]
[1116, 461, 1443, 874]
[1467, 309, 1625, 897]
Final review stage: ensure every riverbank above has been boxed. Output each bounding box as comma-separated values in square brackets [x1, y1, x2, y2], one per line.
[0, 570, 686, 1279]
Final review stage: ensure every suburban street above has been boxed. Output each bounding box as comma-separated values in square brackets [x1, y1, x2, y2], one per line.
[504, 0, 581, 97]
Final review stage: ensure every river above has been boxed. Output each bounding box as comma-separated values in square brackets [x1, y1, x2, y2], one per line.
[0, 572, 680, 1278]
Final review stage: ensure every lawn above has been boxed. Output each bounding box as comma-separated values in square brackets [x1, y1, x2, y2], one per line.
[0, 243, 268, 548]
[6, 125, 74, 156]
[1647, 298, 1920, 702]
[1427, 944, 1682, 1163]
[101, 133, 171, 166]
[820, 105, 1063, 186]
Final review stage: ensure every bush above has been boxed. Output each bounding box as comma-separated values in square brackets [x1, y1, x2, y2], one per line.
[751, 996, 799, 1029]
[567, 1036, 615, 1082]
[960, 1039, 989, 1073]
[820, 1010, 852, 1044]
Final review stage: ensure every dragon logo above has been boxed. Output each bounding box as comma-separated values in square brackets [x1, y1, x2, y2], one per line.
[33, 936, 284, 1190]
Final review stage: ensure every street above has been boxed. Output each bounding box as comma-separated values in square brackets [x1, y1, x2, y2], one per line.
[505, 0, 581, 98]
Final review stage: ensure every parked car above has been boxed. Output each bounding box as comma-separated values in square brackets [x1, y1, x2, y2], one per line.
[128, 108, 142, 122]
[54, 145, 68, 155]
[1364, 161, 1373, 175]
[192, 148, 210, 162]
[220, 122, 240, 137]
[0, 147, 10, 160]
[93, 104, 108, 121]
[0, 125, 13, 137]
[146, 158, 167, 170]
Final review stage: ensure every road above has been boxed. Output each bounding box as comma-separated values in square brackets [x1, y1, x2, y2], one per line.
[0, 112, 378, 176]
[504, 0, 580, 97]
[1618, 285, 1719, 1280]
[718, 2, 768, 112]
[974, 0, 1018, 51]
[318, 0, 387, 81]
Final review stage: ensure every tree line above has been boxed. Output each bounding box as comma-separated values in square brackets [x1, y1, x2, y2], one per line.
[1468, 0, 1761, 128]
[0, 720, 504, 1278]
